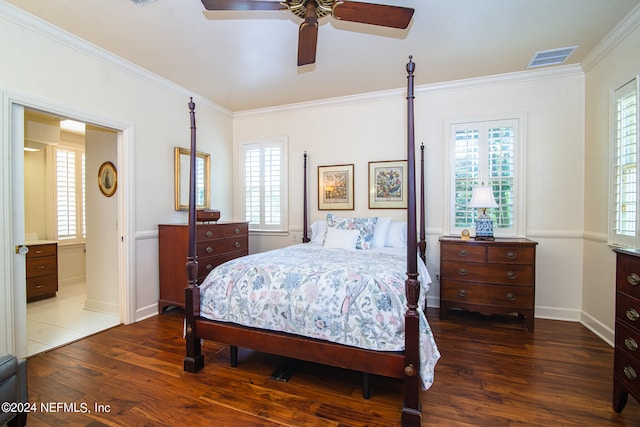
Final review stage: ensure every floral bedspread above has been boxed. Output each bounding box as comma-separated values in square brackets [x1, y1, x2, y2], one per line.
[199, 243, 440, 389]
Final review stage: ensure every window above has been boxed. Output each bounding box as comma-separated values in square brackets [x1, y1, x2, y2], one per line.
[50, 145, 86, 243]
[447, 116, 523, 237]
[240, 137, 288, 232]
[610, 76, 639, 247]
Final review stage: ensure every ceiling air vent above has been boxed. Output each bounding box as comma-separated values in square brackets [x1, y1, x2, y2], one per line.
[527, 46, 578, 68]
[129, 0, 157, 5]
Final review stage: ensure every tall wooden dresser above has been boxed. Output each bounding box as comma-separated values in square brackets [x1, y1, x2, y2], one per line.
[26, 241, 58, 302]
[158, 222, 248, 313]
[613, 247, 640, 412]
[439, 236, 537, 332]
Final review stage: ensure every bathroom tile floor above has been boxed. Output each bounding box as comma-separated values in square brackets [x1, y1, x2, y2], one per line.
[26, 282, 120, 356]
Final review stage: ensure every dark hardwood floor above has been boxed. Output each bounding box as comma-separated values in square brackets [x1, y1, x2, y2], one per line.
[23, 308, 640, 426]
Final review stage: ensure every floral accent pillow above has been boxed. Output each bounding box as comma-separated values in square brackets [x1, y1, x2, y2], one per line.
[325, 214, 378, 250]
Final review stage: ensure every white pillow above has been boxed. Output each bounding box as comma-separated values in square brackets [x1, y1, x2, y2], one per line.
[323, 227, 360, 250]
[372, 216, 392, 248]
[385, 221, 408, 248]
[310, 220, 327, 244]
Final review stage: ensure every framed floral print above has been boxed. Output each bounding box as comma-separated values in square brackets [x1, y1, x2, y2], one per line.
[318, 164, 354, 210]
[368, 160, 407, 209]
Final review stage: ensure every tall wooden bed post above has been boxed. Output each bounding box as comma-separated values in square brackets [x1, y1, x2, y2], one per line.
[402, 56, 421, 427]
[184, 98, 204, 373]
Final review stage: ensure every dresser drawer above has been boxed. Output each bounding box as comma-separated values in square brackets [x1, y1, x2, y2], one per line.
[197, 237, 248, 256]
[441, 243, 485, 263]
[441, 280, 533, 308]
[615, 347, 640, 392]
[198, 252, 247, 280]
[197, 223, 248, 241]
[616, 320, 640, 356]
[487, 246, 535, 265]
[26, 244, 56, 259]
[441, 261, 534, 285]
[616, 253, 640, 299]
[26, 275, 58, 299]
[616, 292, 640, 330]
[26, 256, 57, 278]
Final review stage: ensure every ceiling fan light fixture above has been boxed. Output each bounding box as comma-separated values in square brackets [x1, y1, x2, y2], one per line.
[527, 46, 578, 68]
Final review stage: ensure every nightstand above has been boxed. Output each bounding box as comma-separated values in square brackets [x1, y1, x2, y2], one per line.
[439, 236, 537, 332]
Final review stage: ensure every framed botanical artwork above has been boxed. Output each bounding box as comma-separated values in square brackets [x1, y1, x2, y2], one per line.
[369, 160, 408, 209]
[98, 161, 117, 197]
[318, 164, 354, 210]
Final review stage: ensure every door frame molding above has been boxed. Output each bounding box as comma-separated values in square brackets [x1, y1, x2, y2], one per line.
[0, 89, 135, 356]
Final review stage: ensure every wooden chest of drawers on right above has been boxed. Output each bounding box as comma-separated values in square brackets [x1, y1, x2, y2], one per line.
[439, 236, 537, 332]
[613, 247, 640, 413]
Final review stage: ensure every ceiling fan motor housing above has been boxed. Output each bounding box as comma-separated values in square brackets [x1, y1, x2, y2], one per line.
[288, 0, 334, 20]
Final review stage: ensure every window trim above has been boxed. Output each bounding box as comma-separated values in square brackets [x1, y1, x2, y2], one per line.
[238, 136, 289, 233]
[444, 113, 526, 238]
[609, 75, 640, 248]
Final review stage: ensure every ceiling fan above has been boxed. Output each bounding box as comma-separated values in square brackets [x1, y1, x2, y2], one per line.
[200, 0, 415, 66]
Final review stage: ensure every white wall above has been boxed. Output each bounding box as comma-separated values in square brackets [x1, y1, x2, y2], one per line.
[582, 14, 640, 344]
[0, 1, 234, 351]
[234, 68, 586, 315]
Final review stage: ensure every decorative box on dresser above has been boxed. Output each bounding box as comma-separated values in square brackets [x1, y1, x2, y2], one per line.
[439, 236, 538, 332]
[158, 222, 248, 313]
[26, 241, 58, 302]
[613, 247, 640, 412]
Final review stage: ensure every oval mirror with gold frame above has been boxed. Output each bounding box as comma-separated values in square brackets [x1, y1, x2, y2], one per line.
[174, 147, 211, 211]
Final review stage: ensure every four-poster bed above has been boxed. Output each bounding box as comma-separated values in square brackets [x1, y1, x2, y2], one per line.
[182, 57, 438, 426]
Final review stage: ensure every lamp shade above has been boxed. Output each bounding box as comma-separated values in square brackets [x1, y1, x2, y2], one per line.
[468, 185, 498, 208]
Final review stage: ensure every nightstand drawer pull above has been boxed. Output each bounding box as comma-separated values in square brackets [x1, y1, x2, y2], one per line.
[506, 271, 517, 280]
[457, 268, 468, 276]
[628, 273, 640, 286]
[626, 308, 640, 322]
[234, 228, 240, 234]
[506, 251, 516, 259]
[624, 366, 637, 380]
[457, 250, 468, 257]
[458, 289, 467, 297]
[234, 241, 241, 248]
[506, 292, 516, 301]
[35, 284, 44, 289]
[205, 230, 213, 238]
[625, 337, 639, 351]
[206, 246, 213, 253]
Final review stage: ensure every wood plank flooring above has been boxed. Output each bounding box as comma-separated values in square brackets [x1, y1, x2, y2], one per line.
[24, 308, 640, 426]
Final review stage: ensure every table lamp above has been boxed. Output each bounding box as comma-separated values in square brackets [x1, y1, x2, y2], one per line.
[468, 183, 498, 241]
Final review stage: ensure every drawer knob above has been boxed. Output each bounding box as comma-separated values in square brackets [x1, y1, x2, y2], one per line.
[234, 228, 240, 234]
[506, 292, 516, 301]
[457, 250, 468, 257]
[457, 268, 468, 276]
[625, 337, 639, 351]
[628, 273, 640, 286]
[506, 271, 517, 280]
[36, 284, 44, 289]
[626, 308, 640, 322]
[206, 246, 213, 254]
[36, 265, 46, 269]
[624, 366, 637, 380]
[506, 251, 516, 259]
[35, 250, 45, 254]
[205, 230, 213, 238]
[206, 264, 213, 271]
[234, 241, 241, 248]
[458, 289, 467, 297]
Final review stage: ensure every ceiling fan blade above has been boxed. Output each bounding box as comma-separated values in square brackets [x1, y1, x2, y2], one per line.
[298, 1, 318, 66]
[201, 0, 286, 11]
[332, 1, 414, 29]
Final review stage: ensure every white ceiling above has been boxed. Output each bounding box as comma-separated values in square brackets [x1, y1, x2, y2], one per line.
[5, 0, 640, 111]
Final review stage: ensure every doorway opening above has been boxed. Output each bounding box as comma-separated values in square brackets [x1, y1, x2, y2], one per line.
[23, 108, 121, 355]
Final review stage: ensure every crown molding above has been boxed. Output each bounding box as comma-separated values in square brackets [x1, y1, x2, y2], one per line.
[581, 3, 640, 72]
[0, 1, 231, 116]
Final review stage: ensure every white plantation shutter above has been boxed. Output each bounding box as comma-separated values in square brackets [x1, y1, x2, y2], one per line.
[241, 138, 288, 231]
[54, 146, 85, 243]
[611, 77, 639, 247]
[450, 118, 520, 236]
